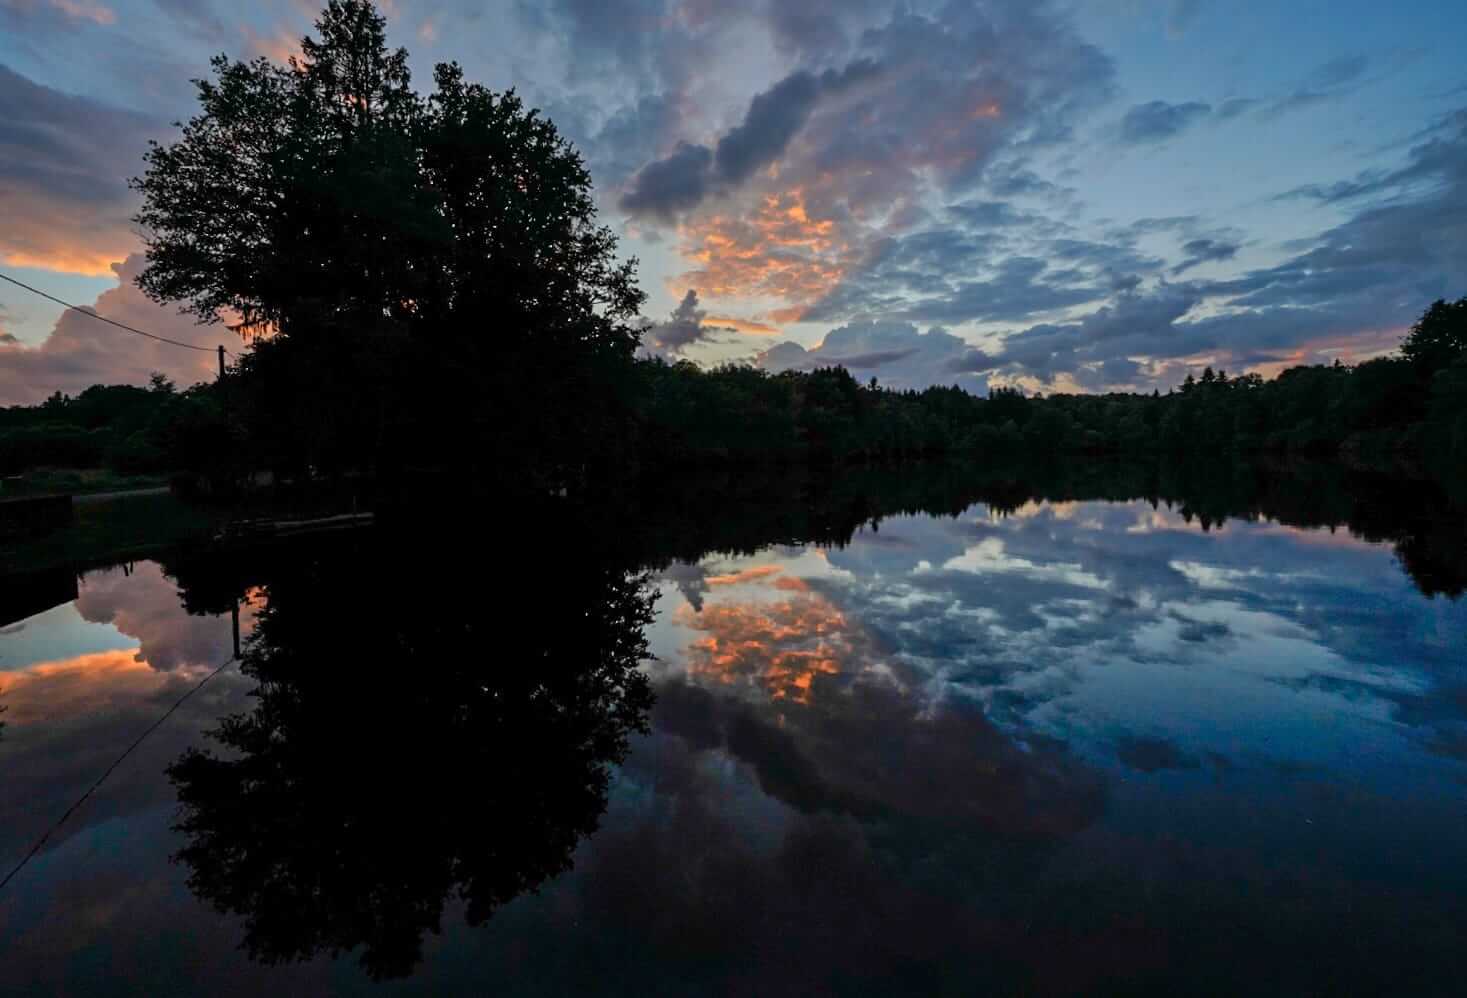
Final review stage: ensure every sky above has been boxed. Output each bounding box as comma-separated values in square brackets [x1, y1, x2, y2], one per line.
[1, 0, 1465, 403]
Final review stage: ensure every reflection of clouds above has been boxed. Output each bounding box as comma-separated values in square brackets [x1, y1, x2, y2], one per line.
[73, 563, 259, 671]
[676, 592, 852, 704]
[0, 560, 259, 875]
[663, 497, 1467, 788]
[0, 647, 253, 868]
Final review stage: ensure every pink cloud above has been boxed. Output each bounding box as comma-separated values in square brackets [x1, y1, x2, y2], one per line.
[0, 254, 226, 405]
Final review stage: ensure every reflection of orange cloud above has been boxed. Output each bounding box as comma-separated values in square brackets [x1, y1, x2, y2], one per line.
[1, 649, 164, 727]
[675, 590, 853, 704]
[773, 576, 811, 592]
[674, 189, 851, 319]
[707, 565, 784, 587]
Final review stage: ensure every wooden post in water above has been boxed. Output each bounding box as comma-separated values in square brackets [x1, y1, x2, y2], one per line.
[218, 344, 226, 381]
[231, 599, 241, 659]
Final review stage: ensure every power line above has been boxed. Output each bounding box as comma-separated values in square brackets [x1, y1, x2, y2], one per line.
[0, 651, 239, 894]
[0, 270, 229, 356]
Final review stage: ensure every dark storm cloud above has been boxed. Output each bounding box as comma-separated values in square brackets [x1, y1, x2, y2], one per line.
[714, 70, 825, 184]
[620, 61, 881, 221]
[1118, 99, 1212, 143]
[618, 140, 713, 224]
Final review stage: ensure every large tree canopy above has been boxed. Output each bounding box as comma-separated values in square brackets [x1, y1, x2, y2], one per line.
[131, 0, 645, 481]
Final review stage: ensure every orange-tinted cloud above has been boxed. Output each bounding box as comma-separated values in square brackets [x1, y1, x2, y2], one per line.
[703, 315, 782, 336]
[0, 254, 224, 405]
[45, 0, 114, 25]
[1239, 325, 1406, 379]
[242, 24, 303, 64]
[674, 188, 852, 317]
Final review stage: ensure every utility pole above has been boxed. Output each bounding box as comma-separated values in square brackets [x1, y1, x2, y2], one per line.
[217, 344, 226, 381]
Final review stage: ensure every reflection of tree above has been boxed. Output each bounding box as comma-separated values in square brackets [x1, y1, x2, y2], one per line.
[167, 534, 654, 980]
[620, 458, 1467, 599]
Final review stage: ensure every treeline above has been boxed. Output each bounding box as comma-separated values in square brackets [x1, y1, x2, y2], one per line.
[0, 376, 233, 481]
[6, 298, 1465, 491]
[634, 298, 1467, 473]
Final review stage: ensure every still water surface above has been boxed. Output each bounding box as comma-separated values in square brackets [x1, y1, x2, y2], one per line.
[2, 471, 1465, 995]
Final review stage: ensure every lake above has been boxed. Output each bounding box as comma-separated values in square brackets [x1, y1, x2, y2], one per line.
[2, 462, 1465, 995]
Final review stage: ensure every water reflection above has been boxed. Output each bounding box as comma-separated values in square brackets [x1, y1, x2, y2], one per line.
[159, 531, 655, 980]
[1, 460, 1464, 994]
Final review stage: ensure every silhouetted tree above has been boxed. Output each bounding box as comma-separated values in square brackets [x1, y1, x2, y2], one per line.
[1402, 297, 1467, 375]
[132, 0, 644, 486]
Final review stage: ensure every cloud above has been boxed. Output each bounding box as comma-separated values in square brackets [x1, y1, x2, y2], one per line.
[1171, 237, 1239, 274]
[73, 561, 258, 672]
[1262, 54, 1373, 119]
[619, 141, 714, 225]
[1118, 100, 1212, 143]
[621, 1, 1114, 322]
[0, 63, 160, 276]
[713, 70, 826, 185]
[757, 320, 989, 392]
[0, 254, 223, 405]
[982, 105, 1467, 387]
[1304, 53, 1370, 92]
[1216, 97, 1259, 119]
[42, 0, 114, 26]
[621, 62, 881, 223]
[641, 287, 724, 356]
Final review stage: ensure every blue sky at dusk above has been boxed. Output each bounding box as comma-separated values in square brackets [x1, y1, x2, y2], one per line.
[1, 0, 1464, 402]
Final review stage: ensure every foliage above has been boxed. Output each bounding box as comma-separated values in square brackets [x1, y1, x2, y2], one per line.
[628, 297, 1466, 473]
[131, 0, 643, 488]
